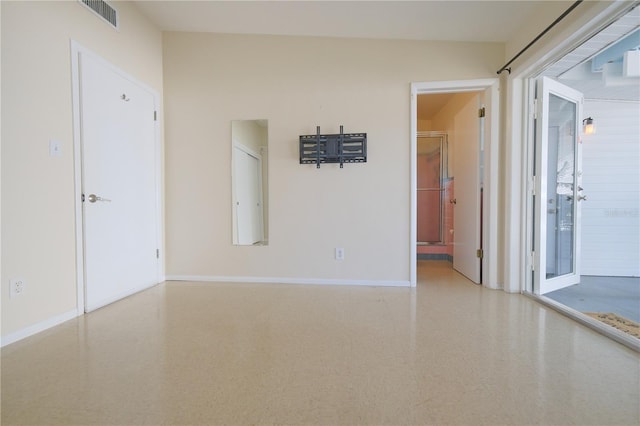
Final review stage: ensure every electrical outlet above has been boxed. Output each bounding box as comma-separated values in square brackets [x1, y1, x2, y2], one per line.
[335, 247, 345, 261]
[10, 278, 25, 298]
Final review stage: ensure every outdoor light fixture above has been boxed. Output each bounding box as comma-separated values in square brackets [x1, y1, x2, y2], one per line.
[583, 117, 595, 135]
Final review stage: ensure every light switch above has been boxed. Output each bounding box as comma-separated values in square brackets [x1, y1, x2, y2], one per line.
[49, 140, 62, 157]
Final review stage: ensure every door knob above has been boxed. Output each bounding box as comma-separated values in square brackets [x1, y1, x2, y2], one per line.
[87, 194, 111, 203]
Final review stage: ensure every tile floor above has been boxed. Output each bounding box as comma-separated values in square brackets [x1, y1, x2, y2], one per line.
[1, 261, 639, 425]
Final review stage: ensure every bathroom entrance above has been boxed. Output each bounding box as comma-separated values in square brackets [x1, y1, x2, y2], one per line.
[411, 79, 500, 288]
[416, 91, 483, 283]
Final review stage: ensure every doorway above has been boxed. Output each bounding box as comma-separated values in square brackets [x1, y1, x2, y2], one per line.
[410, 80, 499, 289]
[532, 77, 585, 294]
[71, 43, 163, 313]
[524, 5, 640, 344]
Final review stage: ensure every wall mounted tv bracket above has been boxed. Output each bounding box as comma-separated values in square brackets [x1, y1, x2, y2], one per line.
[300, 125, 367, 168]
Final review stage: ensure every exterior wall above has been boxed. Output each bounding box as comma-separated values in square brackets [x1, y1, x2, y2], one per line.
[162, 32, 503, 283]
[1, 1, 163, 339]
[581, 100, 640, 277]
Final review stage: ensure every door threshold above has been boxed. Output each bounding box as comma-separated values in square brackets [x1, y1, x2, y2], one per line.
[523, 292, 640, 353]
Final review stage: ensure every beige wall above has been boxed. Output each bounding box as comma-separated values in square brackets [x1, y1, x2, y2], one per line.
[163, 32, 503, 282]
[417, 119, 432, 132]
[1, 1, 163, 338]
[430, 92, 479, 178]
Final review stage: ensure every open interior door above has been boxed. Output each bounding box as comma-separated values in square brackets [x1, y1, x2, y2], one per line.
[452, 93, 482, 283]
[534, 77, 585, 295]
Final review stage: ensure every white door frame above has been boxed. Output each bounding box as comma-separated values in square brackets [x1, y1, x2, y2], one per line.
[70, 41, 164, 314]
[410, 79, 499, 289]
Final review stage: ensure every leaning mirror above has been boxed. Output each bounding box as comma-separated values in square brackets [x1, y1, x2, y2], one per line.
[231, 120, 269, 245]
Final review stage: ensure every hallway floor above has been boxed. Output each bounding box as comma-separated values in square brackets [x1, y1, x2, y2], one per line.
[2, 261, 639, 425]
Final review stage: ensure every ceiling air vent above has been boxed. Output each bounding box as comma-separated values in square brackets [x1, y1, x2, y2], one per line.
[79, 0, 118, 29]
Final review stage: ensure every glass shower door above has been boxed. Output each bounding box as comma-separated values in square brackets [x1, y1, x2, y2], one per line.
[417, 133, 447, 244]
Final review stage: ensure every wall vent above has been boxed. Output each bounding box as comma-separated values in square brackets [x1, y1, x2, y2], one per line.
[79, 0, 118, 29]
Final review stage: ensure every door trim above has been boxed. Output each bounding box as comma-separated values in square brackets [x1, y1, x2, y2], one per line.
[410, 79, 499, 288]
[70, 41, 164, 314]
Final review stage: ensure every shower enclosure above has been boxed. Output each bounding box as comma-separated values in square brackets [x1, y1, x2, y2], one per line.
[417, 132, 448, 245]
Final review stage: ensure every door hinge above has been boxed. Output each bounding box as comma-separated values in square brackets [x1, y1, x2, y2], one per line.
[532, 99, 538, 120]
[530, 251, 535, 271]
[478, 107, 485, 118]
[154, 111, 157, 121]
[156, 249, 160, 259]
[476, 249, 484, 259]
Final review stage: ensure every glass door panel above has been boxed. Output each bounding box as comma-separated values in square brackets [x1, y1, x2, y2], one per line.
[417, 134, 447, 244]
[546, 93, 576, 279]
[534, 77, 584, 295]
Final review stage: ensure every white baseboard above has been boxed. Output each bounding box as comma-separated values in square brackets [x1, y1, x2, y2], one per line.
[1, 309, 78, 348]
[165, 275, 411, 287]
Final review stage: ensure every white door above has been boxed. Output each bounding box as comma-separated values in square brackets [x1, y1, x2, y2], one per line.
[233, 146, 263, 245]
[80, 52, 160, 311]
[452, 93, 482, 283]
[534, 77, 584, 295]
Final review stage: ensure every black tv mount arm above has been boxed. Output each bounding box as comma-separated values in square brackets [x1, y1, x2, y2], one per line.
[299, 125, 367, 169]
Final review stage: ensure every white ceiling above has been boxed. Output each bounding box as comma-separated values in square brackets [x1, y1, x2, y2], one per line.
[132, 1, 546, 43]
